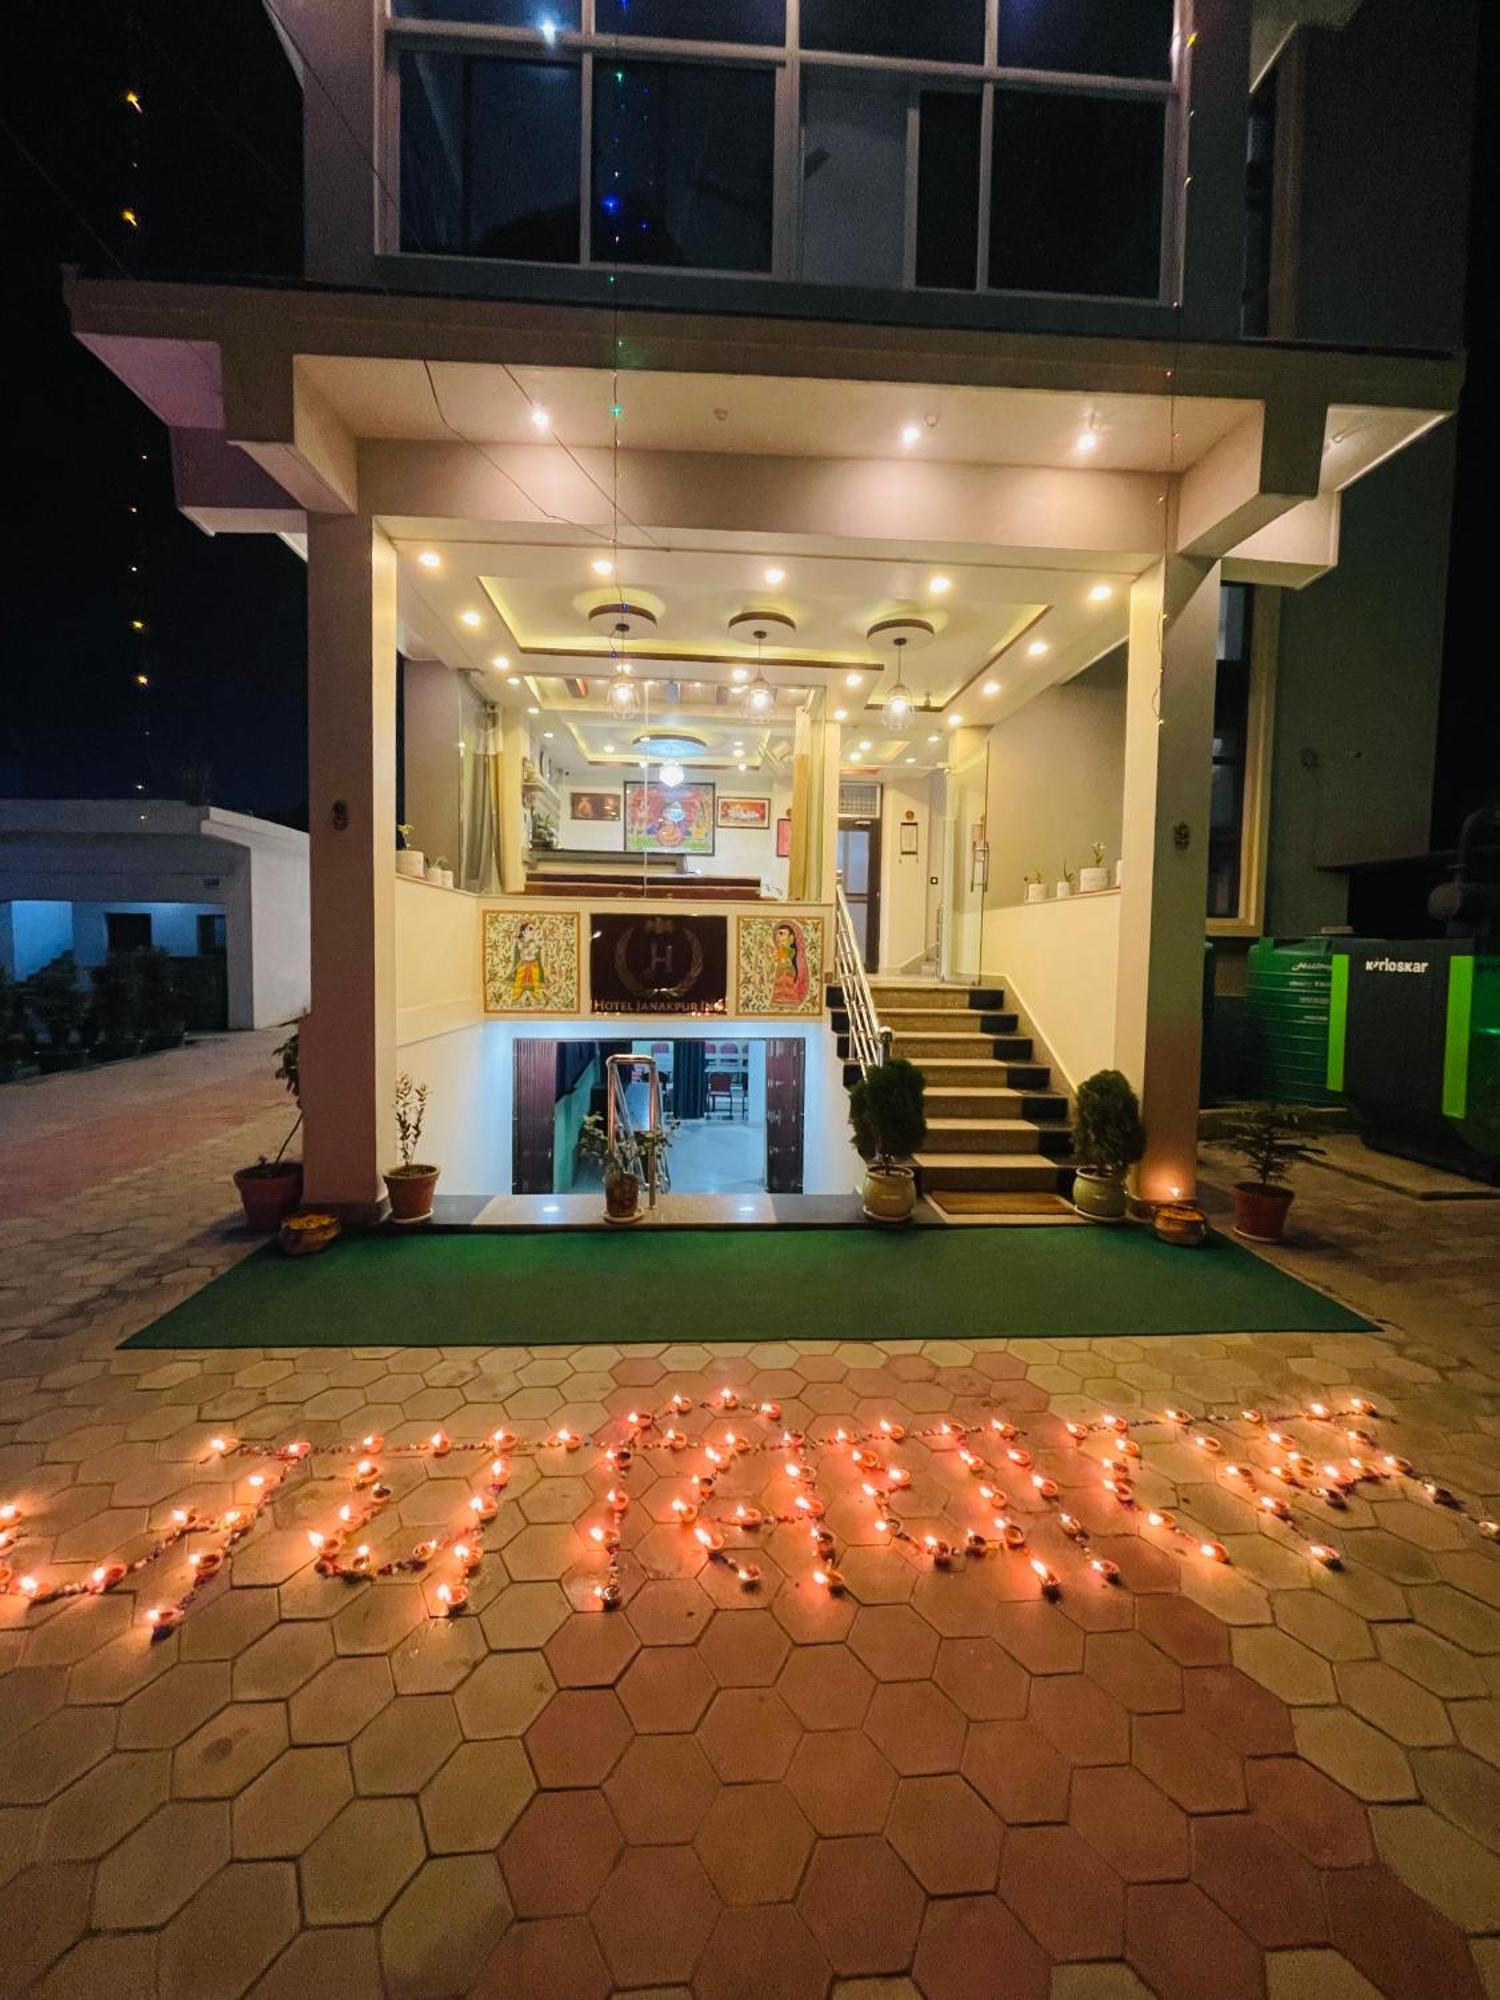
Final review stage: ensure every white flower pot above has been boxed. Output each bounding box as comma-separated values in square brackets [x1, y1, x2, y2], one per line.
[1024, 883, 1047, 904]
[424, 863, 444, 884]
[1114, 858, 1124, 887]
[396, 849, 424, 879]
[1055, 881, 1072, 900]
[441, 869, 455, 889]
[1079, 867, 1109, 894]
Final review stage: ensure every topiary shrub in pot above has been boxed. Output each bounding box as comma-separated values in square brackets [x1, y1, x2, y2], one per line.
[136, 947, 187, 1052]
[1222, 1102, 1324, 1242]
[90, 954, 144, 1062]
[850, 1056, 927, 1223]
[234, 1025, 304, 1229]
[1072, 1069, 1146, 1220]
[27, 954, 87, 1072]
[0, 967, 35, 1080]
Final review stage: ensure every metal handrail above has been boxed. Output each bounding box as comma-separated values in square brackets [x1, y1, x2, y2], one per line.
[834, 879, 892, 1076]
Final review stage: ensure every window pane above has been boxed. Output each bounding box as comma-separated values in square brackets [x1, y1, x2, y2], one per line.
[400, 52, 465, 253]
[469, 59, 581, 260]
[916, 90, 980, 289]
[997, 0, 1175, 81]
[989, 91, 1164, 297]
[802, 0, 984, 63]
[596, 0, 784, 43]
[592, 61, 774, 270]
[802, 73, 906, 289]
[394, 0, 580, 22]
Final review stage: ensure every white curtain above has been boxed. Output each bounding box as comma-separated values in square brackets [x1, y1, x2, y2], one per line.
[461, 703, 503, 895]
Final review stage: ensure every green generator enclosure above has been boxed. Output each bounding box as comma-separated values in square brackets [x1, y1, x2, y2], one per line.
[1245, 937, 1336, 1104]
[1327, 941, 1500, 1182]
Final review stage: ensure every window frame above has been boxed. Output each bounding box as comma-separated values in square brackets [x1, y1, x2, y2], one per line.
[383, 0, 1187, 304]
[1206, 584, 1278, 940]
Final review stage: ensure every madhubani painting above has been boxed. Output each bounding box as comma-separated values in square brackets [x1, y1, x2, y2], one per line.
[735, 914, 825, 1016]
[483, 910, 581, 1015]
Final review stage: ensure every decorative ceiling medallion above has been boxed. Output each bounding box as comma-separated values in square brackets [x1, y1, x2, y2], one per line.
[727, 608, 797, 638]
[866, 615, 937, 652]
[632, 731, 708, 758]
[587, 598, 658, 638]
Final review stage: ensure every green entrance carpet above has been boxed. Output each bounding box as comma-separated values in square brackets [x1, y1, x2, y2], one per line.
[123, 1227, 1374, 1349]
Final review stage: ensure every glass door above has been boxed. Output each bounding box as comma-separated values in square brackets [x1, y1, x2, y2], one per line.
[836, 816, 882, 969]
[940, 734, 991, 986]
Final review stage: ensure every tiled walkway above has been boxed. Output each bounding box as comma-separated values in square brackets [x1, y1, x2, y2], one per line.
[2, 1048, 1499, 1999]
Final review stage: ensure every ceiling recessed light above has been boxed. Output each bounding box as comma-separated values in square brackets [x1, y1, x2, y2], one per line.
[983, 680, 1000, 695]
[459, 610, 482, 628]
[900, 423, 922, 447]
[1076, 431, 1099, 453]
[738, 761, 748, 771]
[731, 666, 749, 684]
[491, 654, 510, 670]
[417, 550, 441, 570]
[1027, 639, 1050, 658]
[928, 576, 952, 595]
[765, 566, 785, 586]
[603, 742, 616, 752]
[948, 714, 962, 727]
[1088, 583, 1113, 603]
[905, 756, 917, 764]
[591, 557, 614, 577]
[845, 673, 863, 688]
[928, 733, 940, 743]
[530, 406, 551, 432]
[858, 739, 872, 752]
[833, 708, 848, 722]
[542, 730, 555, 740]
[526, 705, 541, 715]
[507, 675, 522, 687]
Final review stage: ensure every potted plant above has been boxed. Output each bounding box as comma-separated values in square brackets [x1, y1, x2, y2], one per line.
[425, 854, 450, 886]
[1056, 864, 1076, 900]
[1072, 1069, 1146, 1220]
[385, 1072, 439, 1222]
[26, 954, 87, 1073]
[0, 968, 35, 1080]
[233, 1026, 304, 1229]
[850, 1057, 927, 1223]
[1080, 843, 1110, 894]
[89, 955, 144, 1062]
[396, 823, 425, 880]
[577, 1112, 676, 1223]
[136, 948, 186, 1052]
[1221, 1103, 1324, 1243]
[1023, 869, 1047, 905]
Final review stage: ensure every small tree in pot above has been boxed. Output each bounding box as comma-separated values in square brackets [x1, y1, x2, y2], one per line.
[1072, 1069, 1146, 1220]
[234, 1026, 304, 1230]
[385, 1072, 440, 1222]
[90, 954, 144, 1062]
[850, 1057, 927, 1223]
[136, 947, 186, 1052]
[26, 954, 87, 1072]
[0, 967, 36, 1080]
[1222, 1103, 1323, 1242]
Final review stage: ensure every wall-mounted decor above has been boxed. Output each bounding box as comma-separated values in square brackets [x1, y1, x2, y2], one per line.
[717, 795, 771, 830]
[899, 820, 920, 857]
[483, 909, 582, 1015]
[591, 913, 728, 1015]
[624, 780, 715, 855]
[569, 790, 621, 823]
[736, 914, 825, 1016]
[775, 816, 792, 859]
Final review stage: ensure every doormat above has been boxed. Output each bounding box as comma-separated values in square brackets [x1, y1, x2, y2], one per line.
[926, 1191, 1077, 1219]
[123, 1225, 1375, 1349]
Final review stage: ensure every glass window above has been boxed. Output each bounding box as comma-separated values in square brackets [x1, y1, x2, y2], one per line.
[996, 0, 1175, 81]
[801, 0, 984, 64]
[989, 91, 1164, 297]
[468, 59, 581, 260]
[1208, 584, 1253, 919]
[916, 90, 981, 289]
[400, 52, 581, 261]
[801, 73, 907, 290]
[592, 60, 774, 270]
[394, 0, 580, 21]
[595, 0, 784, 43]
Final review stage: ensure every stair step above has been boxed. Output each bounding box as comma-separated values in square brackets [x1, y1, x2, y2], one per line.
[924, 1088, 1069, 1121]
[894, 1033, 1034, 1062]
[881, 1009, 1018, 1036]
[915, 1059, 1052, 1090]
[871, 984, 1006, 1011]
[926, 1118, 1072, 1156]
[914, 1152, 1069, 1194]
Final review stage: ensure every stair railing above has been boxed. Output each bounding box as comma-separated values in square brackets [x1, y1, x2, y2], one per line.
[834, 878, 892, 1076]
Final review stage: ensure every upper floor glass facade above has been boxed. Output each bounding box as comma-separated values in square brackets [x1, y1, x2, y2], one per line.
[393, 0, 1181, 303]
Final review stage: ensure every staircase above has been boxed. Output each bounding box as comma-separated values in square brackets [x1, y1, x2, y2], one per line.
[831, 979, 1073, 1205]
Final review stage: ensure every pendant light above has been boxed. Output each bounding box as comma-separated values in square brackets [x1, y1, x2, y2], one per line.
[883, 633, 913, 726]
[659, 759, 684, 788]
[746, 627, 775, 716]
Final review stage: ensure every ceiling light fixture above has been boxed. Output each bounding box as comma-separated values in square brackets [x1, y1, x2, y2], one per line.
[507, 675, 522, 687]
[591, 557, 614, 577]
[418, 550, 441, 570]
[858, 740, 872, 753]
[928, 733, 941, 744]
[738, 761, 748, 772]
[765, 566, 785, 586]
[833, 708, 848, 723]
[1076, 430, 1099, 454]
[659, 759, 684, 788]
[459, 610, 482, 629]
[900, 423, 922, 448]
[1088, 583, 1113, 603]
[948, 713, 963, 727]
[928, 575, 952, 596]
[530, 406, 551, 432]
[845, 672, 864, 689]
[608, 669, 639, 715]
[983, 680, 1000, 696]
[527, 705, 541, 716]
[883, 633, 914, 726]
[746, 627, 775, 715]
[603, 742, 616, 753]
[1027, 639, 1050, 658]
[491, 654, 510, 670]
[731, 666, 749, 685]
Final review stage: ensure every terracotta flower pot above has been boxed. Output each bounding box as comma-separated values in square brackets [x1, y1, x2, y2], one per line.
[385, 1165, 440, 1222]
[862, 1165, 916, 1223]
[234, 1162, 304, 1231]
[1232, 1182, 1294, 1243]
[1072, 1169, 1127, 1221]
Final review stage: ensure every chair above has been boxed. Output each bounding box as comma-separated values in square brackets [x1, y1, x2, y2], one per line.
[706, 1072, 735, 1119]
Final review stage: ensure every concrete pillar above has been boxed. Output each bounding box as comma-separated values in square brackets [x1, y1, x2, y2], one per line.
[301, 516, 398, 1219]
[1114, 557, 1221, 1201]
[788, 705, 812, 900]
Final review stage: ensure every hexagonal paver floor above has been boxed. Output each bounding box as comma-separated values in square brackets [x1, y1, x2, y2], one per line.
[3, 1058, 1500, 1996]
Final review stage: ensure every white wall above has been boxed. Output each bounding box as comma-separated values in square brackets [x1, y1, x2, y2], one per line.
[981, 891, 1122, 1094]
[984, 650, 1125, 908]
[878, 772, 935, 972]
[248, 845, 312, 1029]
[553, 776, 792, 891]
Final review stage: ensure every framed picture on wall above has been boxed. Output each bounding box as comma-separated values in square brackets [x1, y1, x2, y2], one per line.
[624, 780, 715, 855]
[775, 816, 792, 859]
[569, 790, 620, 823]
[717, 796, 771, 830]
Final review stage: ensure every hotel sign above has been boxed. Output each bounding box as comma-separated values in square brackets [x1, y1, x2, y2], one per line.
[590, 913, 728, 1014]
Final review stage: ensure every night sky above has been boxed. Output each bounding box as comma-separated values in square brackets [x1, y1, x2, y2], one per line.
[4, 1, 307, 823]
[1, 2, 1491, 845]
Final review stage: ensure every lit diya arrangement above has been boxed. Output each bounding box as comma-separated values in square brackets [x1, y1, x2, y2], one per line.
[1, 1389, 1495, 1637]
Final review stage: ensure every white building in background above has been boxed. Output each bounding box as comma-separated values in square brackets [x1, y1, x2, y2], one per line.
[60, 0, 1472, 1214]
[0, 801, 309, 1031]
